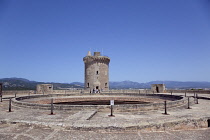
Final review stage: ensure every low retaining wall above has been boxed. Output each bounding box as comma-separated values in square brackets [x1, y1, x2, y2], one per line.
[3, 89, 210, 95]
[166, 90, 210, 94]
[2, 90, 36, 95]
[12, 93, 189, 112]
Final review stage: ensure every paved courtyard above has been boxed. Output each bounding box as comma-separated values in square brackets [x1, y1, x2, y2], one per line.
[0, 123, 210, 140]
[0, 93, 210, 139]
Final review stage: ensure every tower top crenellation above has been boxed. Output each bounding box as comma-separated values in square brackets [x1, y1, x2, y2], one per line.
[83, 52, 110, 64]
[94, 52, 100, 56]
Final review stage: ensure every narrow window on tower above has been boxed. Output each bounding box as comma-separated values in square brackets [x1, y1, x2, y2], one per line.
[105, 83, 107, 87]
[96, 71, 99, 75]
[87, 83, 89, 88]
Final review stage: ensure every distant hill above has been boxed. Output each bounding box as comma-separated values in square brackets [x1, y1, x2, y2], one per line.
[0, 78, 83, 90]
[110, 81, 148, 89]
[147, 81, 210, 89]
[0, 78, 210, 90]
[110, 80, 210, 89]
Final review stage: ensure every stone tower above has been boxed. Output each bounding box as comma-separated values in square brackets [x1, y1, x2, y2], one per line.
[83, 51, 110, 91]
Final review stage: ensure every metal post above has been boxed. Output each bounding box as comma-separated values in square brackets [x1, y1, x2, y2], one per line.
[109, 100, 115, 117]
[185, 92, 186, 97]
[109, 105, 115, 117]
[196, 94, 199, 104]
[15, 93, 17, 98]
[111, 105, 113, 116]
[163, 100, 168, 115]
[9, 98, 12, 112]
[187, 97, 191, 109]
[0, 83, 2, 102]
[50, 98, 54, 115]
[194, 92, 197, 103]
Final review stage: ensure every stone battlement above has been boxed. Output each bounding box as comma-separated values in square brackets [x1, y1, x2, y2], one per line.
[83, 56, 110, 64]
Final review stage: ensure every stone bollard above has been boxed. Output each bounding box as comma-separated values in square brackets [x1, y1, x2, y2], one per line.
[15, 93, 17, 98]
[9, 98, 12, 112]
[187, 97, 191, 109]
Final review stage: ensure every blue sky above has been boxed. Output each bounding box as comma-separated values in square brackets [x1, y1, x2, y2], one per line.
[0, 0, 210, 83]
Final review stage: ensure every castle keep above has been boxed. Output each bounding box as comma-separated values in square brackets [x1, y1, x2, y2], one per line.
[83, 51, 110, 91]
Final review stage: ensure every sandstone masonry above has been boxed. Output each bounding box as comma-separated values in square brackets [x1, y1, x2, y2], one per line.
[36, 84, 53, 94]
[83, 51, 110, 91]
[151, 84, 166, 93]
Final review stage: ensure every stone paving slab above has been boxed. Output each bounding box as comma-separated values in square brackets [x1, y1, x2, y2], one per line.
[1, 95, 210, 131]
[1, 93, 210, 139]
[0, 123, 210, 140]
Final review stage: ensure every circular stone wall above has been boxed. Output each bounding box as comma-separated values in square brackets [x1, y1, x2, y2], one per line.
[12, 93, 187, 112]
